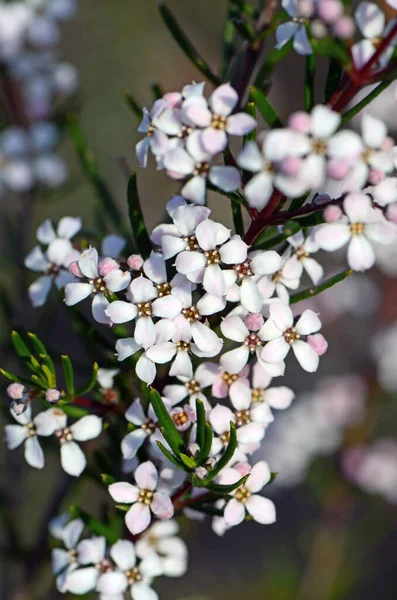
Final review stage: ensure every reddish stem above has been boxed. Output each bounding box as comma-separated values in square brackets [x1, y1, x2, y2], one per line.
[71, 396, 125, 416]
[244, 189, 284, 245]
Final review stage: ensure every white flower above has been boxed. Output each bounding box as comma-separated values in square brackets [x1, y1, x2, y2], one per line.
[260, 304, 322, 372]
[121, 399, 158, 460]
[286, 230, 324, 284]
[253, 249, 303, 304]
[64, 247, 131, 324]
[65, 536, 109, 595]
[25, 216, 81, 307]
[4, 404, 59, 469]
[210, 364, 250, 398]
[51, 410, 102, 477]
[183, 83, 256, 155]
[96, 368, 120, 390]
[164, 131, 241, 205]
[315, 192, 396, 271]
[352, 2, 397, 69]
[136, 520, 188, 577]
[51, 518, 84, 592]
[209, 404, 258, 461]
[152, 197, 210, 249]
[276, 0, 312, 55]
[248, 361, 295, 413]
[136, 102, 180, 168]
[163, 362, 219, 408]
[221, 461, 276, 526]
[108, 461, 174, 535]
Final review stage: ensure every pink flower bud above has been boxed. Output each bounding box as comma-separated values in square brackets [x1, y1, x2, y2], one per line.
[288, 111, 311, 134]
[7, 382, 26, 400]
[280, 156, 302, 176]
[317, 0, 343, 24]
[324, 204, 343, 222]
[307, 333, 328, 356]
[368, 169, 385, 185]
[45, 388, 61, 404]
[11, 400, 28, 415]
[327, 158, 350, 180]
[386, 203, 397, 224]
[245, 313, 264, 331]
[98, 257, 119, 277]
[381, 136, 394, 151]
[332, 16, 355, 39]
[297, 0, 315, 17]
[127, 254, 144, 271]
[162, 92, 182, 108]
[69, 260, 83, 278]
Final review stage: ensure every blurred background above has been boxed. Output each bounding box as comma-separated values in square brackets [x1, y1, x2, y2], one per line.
[1, 1, 397, 599]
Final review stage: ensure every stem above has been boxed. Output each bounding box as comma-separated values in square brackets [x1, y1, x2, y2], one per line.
[244, 190, 284, 245]
[72, 396, 125, 416]
[341, 80, 393, 124]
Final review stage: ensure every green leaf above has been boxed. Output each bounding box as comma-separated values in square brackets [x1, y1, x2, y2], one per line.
[156, 441, 186, 470]
[205, 474, 249, 494]
[41, 364, 56, 387]
[101, 473, 116, 485]
[254, 39, 293, 85]
[55, 404, 90, 418]
[186, 503, 224, 517]
[180, 453, 196, 470]
[150, 81, 164, 101]
[324, 59, 342, 103]
[31, 374, 49, 390]
[0, 368, 34, 387]
[244, 101, 256, 143]
[157, 1, 220, 85]
[75, 362, 99, 396]
[201, 422, 237, 482]
[304, 54, 316, 112]
[115, 504, 130, 512]
[253, 220, 301, 250]
[124, 90, 143, 121]
[26, 332, 47, 356]
[289, 192, 311, 213]
[249, 86, 282, 128]
[127, 172, 152, 257]
[341, 80, 392, 125]
[61, 355, 75, 395]
[10, 331, 35, 373]
[310, 37, 350, 65]
[220, 2, 237, 79]
[149, 388, 185, 457]
[290, 269, 352, 304]
[195, 399, 206, 451]
[69, 506, 119, 544]
[39, 353, 56, 383]
[196, 423, 213, 466]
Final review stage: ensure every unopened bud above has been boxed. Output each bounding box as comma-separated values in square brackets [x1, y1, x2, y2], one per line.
[368, 169, 385, 185]
[245, 313, 264, 331]
[280, 156, 302, 176]
[297, 0, 314, 17]
[98, 257, 119, 277]
[195, 467, 208, 480]
[69, 260, 83, 278]
[188, 443, 200, 457]
[323, 204, 343, 222]
[10, 399, 28, 415]
[7, 382, 26, 400]
[45, 388, 61, 404]
[307, 333, 328, 356]
[332, 15, 355, 39]
[310, 19, 328, 39]
[317, 0, 343, 24]
[127, 254, 144, 271]
[288, 111, 311, 134]
[327, 159, 350, 180]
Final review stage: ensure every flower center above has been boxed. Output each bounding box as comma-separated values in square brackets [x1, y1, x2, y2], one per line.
[193, 162, 210, 177]
[173, 410, 189, 427]
[204, 249, 221, 265]
[251, 388, 265, 403]
[234, 260, 253, 280]
[235, 486, 251, 503]
[222, 372, 239, 385]
[89, 277, 107, 294]
[95, 559, 113, 573]
[137, 302, 153, 317]
[220, 431, 230, 445]
[142, 418, 156, 433]
[362, 147, 373, 163]
[68, 549, 78, 563]
[185, 378, 201, 394]
[138, 489, 154, 505]
[146, 125, 154, 137]
[296, 246, 308, 260]
[211, 114, 227, 130]
[156, 282, 171, 297]
[244, 333, 262, 352]
[291, 16, 308, 24]
[235, 409, 251, 426]
[46, 263, 60, 276]
[177, 341, 190, 352]
[183, 235, 199, 251]
[55, 427, 73, 444]
[126, 567, 142, 584]
[350, 223, 364, 235]
[284, 327, 300, 344]
[24, 422, 36, 437]
[102, 389, 118, 404]
[178, 125, 192, 139]
[272, 270, 282, 283]
[182, 306, 200, 322]
[311, 138, 327, 155]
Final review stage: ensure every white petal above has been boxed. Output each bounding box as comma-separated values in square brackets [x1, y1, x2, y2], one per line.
[60, 441, 86, 477]
[241, 277, 263, 313]
[347, 235, 375, 271]
[344, 192, 371, 223]
[151, 492, 174, 519]
[135, 461, 158, 491]
[296, 309, 321, 335]
[315, 224, 351, 251]
[276, 21, 298, 49]
[25, 436, 44, 469]
[229, 379, 252, 410]
[136, 354, 157, 384]
[125, 399, 146, 425]
[62, 518, 84, 550]
[227, 113, 256, 136]
[92, 293, 111, 325]
[355, 1, 385, 38]
[243, 172, 273, 210]
[362, 113, 387, 148]
[265, 386, 295, 409]
[203, 263, 226, 297]
[201, 128, 228, 154]
[311, 105, 341, 138]
[303, 257, 323, 284]
[25, 246, 49, 272]
[237, 141, 263, 172]
[293, 25, 312, 55]
[64, 282, 92, 306]
[108, 482, 139, 503]
[77, 536, 106, 564]
[224, 498, 246, 525]
[110, 539, 136, 571]
[251, 251, 281, 275]
[209, 166, 241, 192]
[135, 317, 156, 350]
[28, 276, 53, 307]
[181, 175, 206, 205]
[245, 495, 276, 524]
[104, 269, 131, 292]
[122, 429, 148, 459]
[125, 502, 151, 535]
[37, 218, 56, 244]
[57, 216, 82, 240]
[169, 350, 193, 379]
[105, 300, 137, 324]
[116, 337, 140, 361]
[175, 251, 206, 275]
[292, 340, 319, 372]
[191, 321, 222, 353]
[65, 567, 98, 594]
[352, 39, 376, 70]
[220, 236, 248, 264]
[164, 147, 194, 176]
[78, 247, 99, 279]
[143, 252, 167, 283]
[161, 235, 186, 260]
[247, 461, 271, 492]
[269, 303, 293, 331]
[261, 337, 290, 363]
[209, 404, 234, 434]
[221, 316, 249, 342]
[97, 572, 128, 595]
[209, 83, 238, 116]
[133, 582, 159, 600]
[4, 425, 27, 450]
[70, 415, 102, 441]
[152, 295, 182, 319]
[220, 345, 250, 374]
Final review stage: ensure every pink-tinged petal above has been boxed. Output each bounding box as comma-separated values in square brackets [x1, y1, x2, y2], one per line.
[229, 379, 252, 410]
[347, 235, 375, 271]
[227, 113, 256, 136]
[186, 130, 212, 162]
[220, 235, 248, 264]
[224, 498, 246, 526]
[195, 219, 218, 250]
[191, 321, 223, 353]
[175, 251, 206, 275]
[135, 461, 158, 491]
[293, 25, 312, 55]
[265, 386, 294, 409]
[28, 275, 53, 307]
[246, 461, 271, 492]
[261, 337, 290, 363]
[291, 340, 319, 372]
[344, 192, 371, 223]
[221, 316, 249, 342]
[257, 357, 286, 377]
[135, 317, 156, 350]
[203, 263, 226, 297]
[104, 269, 131, 292]
[251, 250, 282, 275]
[70, 415, 102, 441]
[136, 354, 157, 384]
[78, 247, 98, 279]
[110, 539, 136, 571]
[258, 316, 283, 341]
[197, 293, 226, 315]
[143, 252, 166, 283]
[355, 1, 385, 38]
[152, 295, 182, 319]
[152, 492, 174, 519]
[252, 362, 272, 389]
[311, 105, 340, 139]
[328, 130, 363, 159]
[245, 495, 276, 524]
[276, 21, 299, 49]
[212, 379, 229, 398]
[241, 277, 263, 313]
[161, 235, 186, 260]
[181, 175, 207, 205]
[64, 282, 92, 305]
[315, 223, 351, 251]
[115, 337, 140, 361]
[372, 178, 397, 206]
[209, 83, 238, 116]
[133, 582, 159, 600]
[105, 300, 137, 324]
[362, 113, 387, 148]
[201, 128, 228, 154]
[130, 276, 157, 303]
[122, 429, 147, 459]
[136, 137, 150, 168]
[237, 422, 265, 444]
[184, 102, 212, 127]
[108, 481, 140, 503]
[303, 257, 323, 284]
[125, 502, 151, 535]
[269, 303, 294, 331]
[65, 567, 98, 594]
[209, 404, 234, 434]
[243, 171, 273, 210]
[365, 222, 397, 244]
[209, 166, 241, 192]
[97, 572, 128, 595]
[24, 436, 44, 469]
[296, 309, 321, 335]
[237, 141, 263, 172]
[60, 441, 86, 477]
[146, 342, 176, 364]
[164, 147, 194, 176]
[169, 350, 193, 379]
[220, 345, 250, 374]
